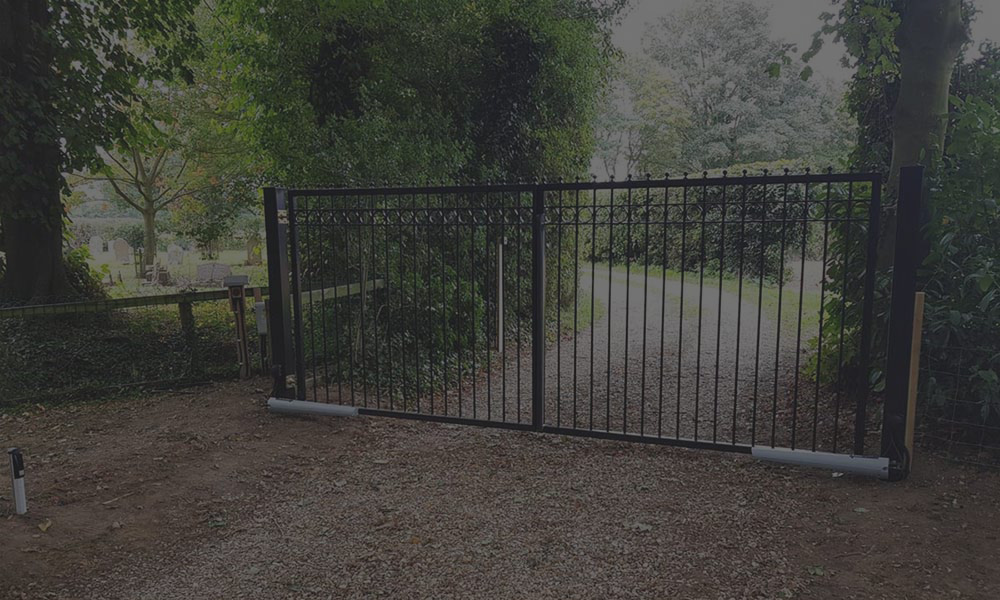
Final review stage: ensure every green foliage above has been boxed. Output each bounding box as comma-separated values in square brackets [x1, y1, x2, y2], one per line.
[207, 0, 623, 391]
[110, 223, 146, 250]
[64, 247, 106, 302]
[213, 0, 620, 184]
[0, 301, 245, 406]
[921, 94, 1000, 422]
[593, 58, 689, 178]
[641, 0, 852, 172]
[810, 0, 976, 173]
[587, 180, 815, 286]
[815, 3, 999, 439]
[0, 0, 199, 298]
[0, 0, 199, 213]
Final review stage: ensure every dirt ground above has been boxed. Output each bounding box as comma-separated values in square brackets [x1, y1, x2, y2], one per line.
[2, 381, 999, 599]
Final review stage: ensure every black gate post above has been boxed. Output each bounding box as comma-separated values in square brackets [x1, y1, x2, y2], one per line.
[531, 186, 546, 431]
[264, 187, 295, 399]
[881, 165, 925, 479]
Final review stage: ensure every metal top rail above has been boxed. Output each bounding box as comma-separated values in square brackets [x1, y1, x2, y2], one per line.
[282, 171, 882, 197]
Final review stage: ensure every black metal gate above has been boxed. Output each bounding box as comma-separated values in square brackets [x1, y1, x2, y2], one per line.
[264, 168, 924, 479]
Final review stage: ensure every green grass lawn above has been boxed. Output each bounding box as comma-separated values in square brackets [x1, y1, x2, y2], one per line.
[607, 262, 824, 335]
[557, 293, 606, 337]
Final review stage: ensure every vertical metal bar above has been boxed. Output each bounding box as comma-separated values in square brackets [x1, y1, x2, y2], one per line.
[713, 178, 728, 443]
[531, 186, 546, 431]
[791, 181, 811, 449]
[440, 191, 450, 415]
[573, 185, 581, 429]
[372, 194, 382, 408]
[383, 192, 392, 409]
[833, 182, 855, 453]
[881, 166, 923, 476]
[500, 192, 507, 421]
[357, 198, 368, 406]
[316, 201, 331, 403]
[694, 178, 708, 440]
[412, 192, 422, 411]
[516, 192, 523, 422]
[456, 207, 465, 418]
[343, 204, 357, 406]
[470, 205, 477, 419]
[813, 178, 833, 451]
[732, 178, 748, 445]
[263, 188, 294, 398]
[287, 194, 307, 401]
[330, 202, 344, 403]
[485, 196, 492, 421]
[590, 183, 598, 430]
[556, 187, 564, 427]
[658, 180, 669, 438]
[771, 178, 790, 446]
[751, 178, 768, 446]
[640, 182, 651, 435]
[301, 200, 318, 402]
[623, 184, 633, 433]
[676, 179, 689, 439]
[606, 186, 615, 431]
[855, 174, 883, 454]
[426, 191, 436, 415]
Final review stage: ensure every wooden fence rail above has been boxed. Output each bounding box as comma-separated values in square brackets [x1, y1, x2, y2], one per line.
[0, 279, 385, 319]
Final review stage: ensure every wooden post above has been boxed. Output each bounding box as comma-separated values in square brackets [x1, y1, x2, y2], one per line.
[226, 276, 251, 379]
[905, 292, 926, 467]
[253, 287, 268, 375]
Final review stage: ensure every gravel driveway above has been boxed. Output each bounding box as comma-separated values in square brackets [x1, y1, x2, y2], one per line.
[4, 383, 998, 600]
[433, 264, 838, 451]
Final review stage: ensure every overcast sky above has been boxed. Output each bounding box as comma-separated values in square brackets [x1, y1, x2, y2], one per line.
[614, 0, 1000, 85]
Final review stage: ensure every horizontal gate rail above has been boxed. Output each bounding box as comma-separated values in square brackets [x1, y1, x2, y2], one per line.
[288, 171, 881, 197]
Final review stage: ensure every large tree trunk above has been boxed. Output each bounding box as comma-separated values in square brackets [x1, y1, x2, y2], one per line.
[878, 0, 968, 266]
[142, 206, 157, 267]
[0, 186, 70, 303]
[0, 0, 73, 302]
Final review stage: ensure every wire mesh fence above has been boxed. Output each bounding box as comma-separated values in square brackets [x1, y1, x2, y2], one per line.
[918, 344, 1000, 468]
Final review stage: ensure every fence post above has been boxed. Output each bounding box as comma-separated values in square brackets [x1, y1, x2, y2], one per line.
[881, 165, 925, 479]
[264, 187, 295, 398]
[531, 187, 546, 431]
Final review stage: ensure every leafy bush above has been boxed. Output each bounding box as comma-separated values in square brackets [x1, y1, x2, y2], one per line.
[921, 95, 1000, 424]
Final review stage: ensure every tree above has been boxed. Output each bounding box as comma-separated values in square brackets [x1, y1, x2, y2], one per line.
[806, 0, 971, 264]
[643, 0, 851, 172]
[88, 103, 198, 267]
[811, 2, 995, 423]
[211, 0, 625, 388]
[0, 0, 198, 301]
[594, 58, 688, 178]
[213, 0, 625, 184]
[74, 58, 262, 267]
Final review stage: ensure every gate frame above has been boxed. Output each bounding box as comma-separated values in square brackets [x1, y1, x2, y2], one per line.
[264, 169, 925, 480]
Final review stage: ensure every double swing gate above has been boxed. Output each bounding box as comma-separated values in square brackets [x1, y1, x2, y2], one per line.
[265, 167, 925, 480]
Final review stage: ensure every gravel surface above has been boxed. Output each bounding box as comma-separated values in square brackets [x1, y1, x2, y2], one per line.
[407, 264, 847, 452]
[3, 382, 998, 599]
